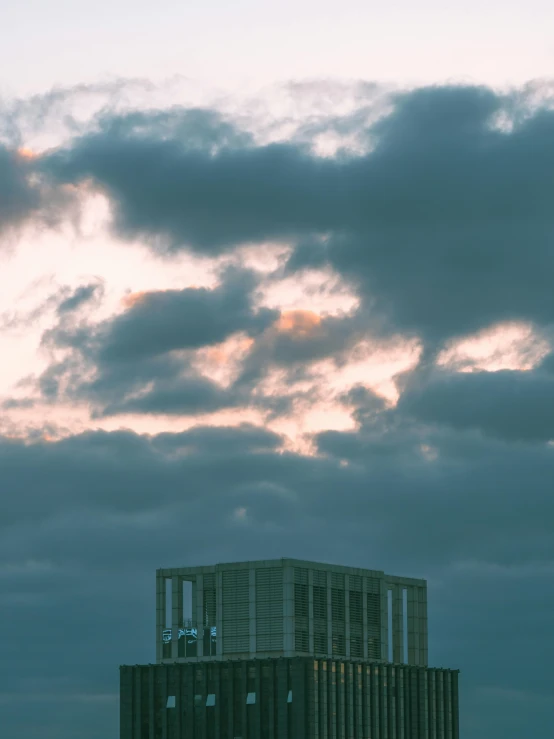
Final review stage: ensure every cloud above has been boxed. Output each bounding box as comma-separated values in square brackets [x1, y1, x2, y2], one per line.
[0, 420, 553, 738]
[0, 143, 78, 245]
[29, 83, 554, 354]
[95, 267, 274, 363]
[98, 372, 239, 417]
[232, 308, 367, 395]
[396, 365, 554, 442]
[3, 80, 554, 739]
[33, 268, 276, 417]
[57, 283, 101, 315]
[151, 422, 283, 455]
[0, 144, 41, 237]
[1, 418, 553, 568]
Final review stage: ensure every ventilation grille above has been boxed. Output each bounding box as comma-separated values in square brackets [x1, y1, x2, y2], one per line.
[295, 627, 309, 652]
[313, 585, 327, 619]
[332, 582, 346, 656]
[313, 570, 327, 587]
[367, 589, 381, 659]
[313, 578, 328, 654]
[349, 586, 363, 657]
[366, 577, 380, 594]
[256, 568, 283, 651]
[332, 632, 346, 656]
[314, 631, 328, 653]
[222, 570, 249, 653]
[294, 567, 308, 584]
[350, 632, 363, 657]
[294, 583, 309, 618]
[294, 567, 309, 653]
[331, 587, 345, 622]
[349, 589, 362, 624]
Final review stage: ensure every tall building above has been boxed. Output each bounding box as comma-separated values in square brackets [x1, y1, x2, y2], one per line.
[120, 558, 459, 738]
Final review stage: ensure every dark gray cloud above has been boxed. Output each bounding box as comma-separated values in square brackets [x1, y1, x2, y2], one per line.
[3, 83, 552, 352]
[34, 83, 554, 352]
[97, 268, 273, 362]
[0, 143, 77, 243]
[151, 422, 283, 455]
[98, 373, 238, 417]
[287, 86, 554, 348]
[35, 268, 277, 416]
[0, 144, 40, 236]
[396, 366, 554, 442]
[0, 420, 553, 738]
[231, 308, 372, 396]
[57, 283, 101, 315]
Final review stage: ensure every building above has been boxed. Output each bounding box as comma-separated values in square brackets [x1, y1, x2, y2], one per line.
[120, 558, 460, 738]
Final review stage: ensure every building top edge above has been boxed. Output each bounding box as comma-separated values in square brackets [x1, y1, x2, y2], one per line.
[120, 660, 459, 672]
[156, 558, 426, 585]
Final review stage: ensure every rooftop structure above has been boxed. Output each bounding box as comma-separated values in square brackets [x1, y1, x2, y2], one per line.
[156, 558, 428, 666]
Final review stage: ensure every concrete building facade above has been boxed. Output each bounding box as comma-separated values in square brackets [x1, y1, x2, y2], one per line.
[155, 558, 428, 666]
[120, 657, 459, 739]
[120, 558, 459, 739]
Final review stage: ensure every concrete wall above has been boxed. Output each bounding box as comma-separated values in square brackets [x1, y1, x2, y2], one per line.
[120, 658, 459, 739]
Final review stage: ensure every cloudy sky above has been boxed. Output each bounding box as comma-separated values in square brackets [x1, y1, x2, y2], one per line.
[1, 1, 554, 738]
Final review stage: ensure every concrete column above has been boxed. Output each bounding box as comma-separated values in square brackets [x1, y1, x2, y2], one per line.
[429, 670, 437, 739]
[148, 666, 155, 739]
[156, 571, 164, 663]
[171, 576, 182, 660]
[420, 585, 429, 666]
[195, 574, 204, 658]
[393, 584, 404, 664]
[345, 576, 350, 658]
[216, 569, 223, 657]
[283, 563, 295, 655]
[327, 571, 333, 656]
[346, 662, 354, 739]
[362, 577, 368, 659]
[418, 670, 425, 739]
[249, 566, 256, 656]
[308, 568, 314, 653]
[451, 671, 460, 739]
[380, 580, 388, 661]
[275, 658, 288, 737]
[407, 586, 418, 665]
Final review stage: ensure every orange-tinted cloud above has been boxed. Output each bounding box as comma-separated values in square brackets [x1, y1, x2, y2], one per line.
[121, 291, 149, 309]
[275, 310, 323, 338]
[203, 336, 255, 367]
[121, 286, 201, 310]
[17, 147, 38, 160]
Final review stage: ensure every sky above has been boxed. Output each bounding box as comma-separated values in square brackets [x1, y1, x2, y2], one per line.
[1, 1, 554, 737]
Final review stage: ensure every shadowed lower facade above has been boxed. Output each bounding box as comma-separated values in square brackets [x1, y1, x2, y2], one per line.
[120, 558, 460, 738]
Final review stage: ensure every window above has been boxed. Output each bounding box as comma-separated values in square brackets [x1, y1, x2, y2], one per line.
[166, 696, 176, 709]
[206, 694, 216, 707]
[287, 690, 292, 703]
[194, 695, 203, 707]
[246, 692, 256, 705]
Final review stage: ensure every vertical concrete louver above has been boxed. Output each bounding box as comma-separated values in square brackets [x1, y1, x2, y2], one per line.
[156, 558, 428, 666]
